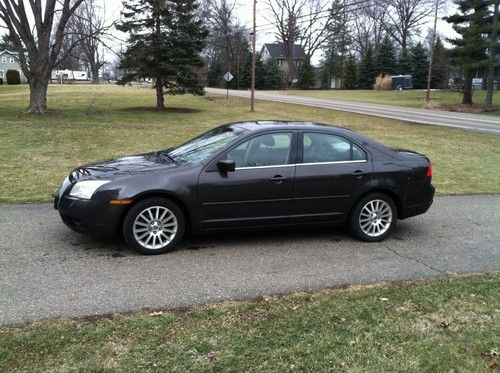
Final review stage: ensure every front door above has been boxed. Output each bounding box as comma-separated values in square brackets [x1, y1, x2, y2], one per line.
[292, 131, 371, 223]
[198, 132, 296, 229]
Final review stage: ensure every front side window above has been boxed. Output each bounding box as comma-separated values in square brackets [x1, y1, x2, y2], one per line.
[1, 57, 6, 63]
[227, 132, 293, 168]
[168, 126, 247, 164]
[9, 57, 15, 63]
[303, 132, 366, 163]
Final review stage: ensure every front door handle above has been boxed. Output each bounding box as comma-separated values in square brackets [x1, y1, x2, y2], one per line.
[269, 175, 287, 184]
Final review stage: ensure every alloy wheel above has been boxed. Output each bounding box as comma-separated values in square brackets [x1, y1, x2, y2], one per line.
[358, 199, 393, 237]
[133, 206, 178, 250]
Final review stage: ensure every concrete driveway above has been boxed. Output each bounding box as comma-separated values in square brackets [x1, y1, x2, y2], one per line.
[206, 88, 500, 135]
[0, 195, 498, 325]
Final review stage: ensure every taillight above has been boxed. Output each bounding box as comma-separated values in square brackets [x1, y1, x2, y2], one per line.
[426, 162, 433, 178]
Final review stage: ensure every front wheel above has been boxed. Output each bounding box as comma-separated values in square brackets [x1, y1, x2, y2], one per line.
[123, 197, 185, 254]
[349, 193, 397, 242]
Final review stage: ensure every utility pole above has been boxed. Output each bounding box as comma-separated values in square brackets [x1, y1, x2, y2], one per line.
[485, 2, 499, 111]
[251, 0, 257, 112]
[426, 0, 439, 102]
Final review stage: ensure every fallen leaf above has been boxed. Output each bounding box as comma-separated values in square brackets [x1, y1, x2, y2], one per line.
[149, 311, 163, 316]
[379, 297, 389, 302]
[488, 348, 498, 357]
[439, 321, 450, 329]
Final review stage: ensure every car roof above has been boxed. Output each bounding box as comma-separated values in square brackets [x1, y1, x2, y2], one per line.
[228, 120, 366, 142]
[225, 120, 400, 159]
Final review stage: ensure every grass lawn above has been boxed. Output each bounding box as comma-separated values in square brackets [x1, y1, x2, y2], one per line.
[0, 273, 498, 371]
[284, 89, 500, 115]
[0, 84, 499, 203]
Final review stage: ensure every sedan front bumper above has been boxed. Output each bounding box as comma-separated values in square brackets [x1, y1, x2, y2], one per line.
[55, 194, 127, 237]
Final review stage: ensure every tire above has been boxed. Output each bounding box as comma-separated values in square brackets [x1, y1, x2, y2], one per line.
[123, 197, 185, 255]
[349, 193, 397, 242]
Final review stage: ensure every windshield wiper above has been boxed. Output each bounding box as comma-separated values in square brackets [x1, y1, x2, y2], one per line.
[160, 152, 177, 163]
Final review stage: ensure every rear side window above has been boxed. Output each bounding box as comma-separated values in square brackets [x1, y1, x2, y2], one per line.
[352, 143, 367, 160]
[303, 133, 366, 163]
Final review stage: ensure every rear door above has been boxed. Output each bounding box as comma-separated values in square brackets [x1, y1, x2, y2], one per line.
[198, 131, 297, 229]
[291, 131, 371, 223]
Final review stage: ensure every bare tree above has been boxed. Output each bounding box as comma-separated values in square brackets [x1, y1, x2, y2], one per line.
[70, 0, 106, 83]
[204, 0, 247, 69]
[299, 0, 336, 59]
[378, 0, 436, 51]
[352, 1, 386, 58]
[265, 0, 307, 82]
[0, 0, 85, 113]
[322, 0, 352, 81]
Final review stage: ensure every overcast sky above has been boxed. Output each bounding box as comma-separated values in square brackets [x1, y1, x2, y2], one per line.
[99, 0, 459, 64]
[2, 0, 459, 64]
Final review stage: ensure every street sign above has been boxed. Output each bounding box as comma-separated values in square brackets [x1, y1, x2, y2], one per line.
[223, 72, 233, 82]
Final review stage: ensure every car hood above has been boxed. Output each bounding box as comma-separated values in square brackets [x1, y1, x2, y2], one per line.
[69, 151, 176, 181]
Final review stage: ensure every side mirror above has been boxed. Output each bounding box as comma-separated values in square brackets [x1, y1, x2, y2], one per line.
[217, 159, 236, 172]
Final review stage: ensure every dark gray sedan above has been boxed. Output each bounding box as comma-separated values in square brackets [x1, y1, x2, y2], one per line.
[54, 121, 434, 254]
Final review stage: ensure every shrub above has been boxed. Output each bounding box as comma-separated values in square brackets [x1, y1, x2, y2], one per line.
[6, 70, 21, 85]
[0, 77, 3, 85]
[374, 73, 392, 90]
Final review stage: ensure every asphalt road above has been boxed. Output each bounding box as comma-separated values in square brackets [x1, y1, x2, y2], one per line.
[0, 195, 498, 325]
[206, 88, 500, 135]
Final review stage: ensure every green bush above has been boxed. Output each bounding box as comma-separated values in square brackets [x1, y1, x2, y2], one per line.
[0, 77, 3, 85]
[6, 69, 21, 85]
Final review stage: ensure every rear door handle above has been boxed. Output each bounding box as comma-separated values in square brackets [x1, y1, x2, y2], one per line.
[269, 175, 287, 184]
[352, 170, 367, 178]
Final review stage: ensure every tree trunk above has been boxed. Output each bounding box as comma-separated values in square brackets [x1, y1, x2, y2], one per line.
[485, 3, 498, 111]
[25, 79, 50, 114]
[462, 69, 473, 105]
[155, 77, 165, 111]
[91, 65, 100, 84]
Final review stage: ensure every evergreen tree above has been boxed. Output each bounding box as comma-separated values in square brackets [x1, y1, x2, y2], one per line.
[320, 66, 331, 89]
[207, 59, 223, 88]
[375, 36, 397, 75]
[117, 0, 209, 111]
[240, 53, 265, 89]
[0, 34, 15, 51]
[262, 58, 285, 90]
[359, 44, 376, 89]
[410, 42, 428, 89]
[444, 0, 490, 104]
[431, 36, 450, 89]
[397, 48, 412, 75]
[297, 58, 316, 90]
[342, 54, 358, 89]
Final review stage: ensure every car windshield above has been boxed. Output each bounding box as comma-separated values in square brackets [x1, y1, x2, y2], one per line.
[168, 125, 247, 164]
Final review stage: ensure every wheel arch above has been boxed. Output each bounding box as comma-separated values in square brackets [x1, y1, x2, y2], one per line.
[350, 189, 403, 220]
[118, 191, 193, 235]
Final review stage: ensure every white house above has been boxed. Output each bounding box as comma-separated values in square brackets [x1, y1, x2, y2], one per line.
[51, 69, 89, 82]
[0, 50, 27, 83]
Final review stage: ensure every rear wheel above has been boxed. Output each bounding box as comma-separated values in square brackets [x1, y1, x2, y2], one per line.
[349, 193, 397, 242]
[123, 197, 185, 254]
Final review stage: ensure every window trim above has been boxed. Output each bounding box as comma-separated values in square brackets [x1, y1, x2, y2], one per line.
[235, 159, 367, 171]
[235, 164, 296, 170]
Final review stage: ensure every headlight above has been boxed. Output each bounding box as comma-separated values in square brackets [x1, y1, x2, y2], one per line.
[69, 180, 110, 199]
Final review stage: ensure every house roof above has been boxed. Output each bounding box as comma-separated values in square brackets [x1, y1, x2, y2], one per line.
[263, 43, 306, 60]
[0, 50, 18, 57]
